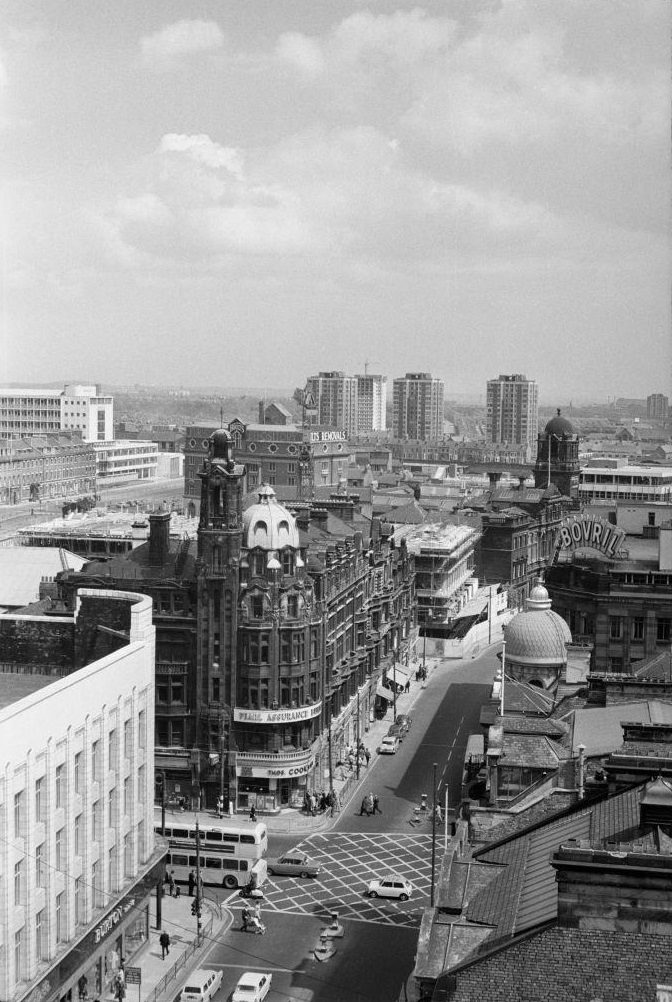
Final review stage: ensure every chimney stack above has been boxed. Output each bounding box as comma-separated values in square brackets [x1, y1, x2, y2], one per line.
[149, 512, 171, 565]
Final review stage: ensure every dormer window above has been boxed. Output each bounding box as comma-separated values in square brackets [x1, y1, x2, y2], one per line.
[281, 549, 294, 576]
[251, 552, 266, 576]
[251, 594, 264, 619]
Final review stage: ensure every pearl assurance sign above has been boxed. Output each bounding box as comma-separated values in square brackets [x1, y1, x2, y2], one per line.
[233, 701, 322, 724]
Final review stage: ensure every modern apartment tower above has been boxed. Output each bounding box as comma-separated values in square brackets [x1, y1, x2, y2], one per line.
[647, 393, 669, 422]
[356, 374, 387, 432]
[305, 371, 387, 435]
[305, 372, 359, 436]
[486, 374, 539, 458]
[392, 373, 444, 440]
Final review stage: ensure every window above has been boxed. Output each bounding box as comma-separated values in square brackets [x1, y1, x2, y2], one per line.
[35, 910, 45, 962]
[286, 593, 299, 617]
[108, 847, 115, 890]
[74, 814, 82, 855]
[124, 719, 131, 758]
[282, 550, 294, 576]
[74, 877, 83, 925]
[137, 820, 146, 861]
[124, 833, 133, 876]
[212, 677, 221, 703]
[91, 741, 100, 782]
[138, 764, 145, 801]
[14, 859, 24, 905]
[108, 788, 116, 827]
[124, 778, 130, 816]
[251, 594, 264, 619]
[609, 617, 622, 640]
[138, 711, 146, 749]
[631, 617, 645, 641]
[14, 791, 24, 838]
[56, 892, 65, 942]
[55, 764, 64, 809]
[55, 828, 64, 871]
[92, 861, 101, 909]
[35, 777, 44, 822]
[108, 729, 117, 765]
[36, 843, 45, 887]
[92, 800, 100, 841]
[15, 927, 24, 980]
[74, 752, 82, 794]
[658, 619, 671, 643]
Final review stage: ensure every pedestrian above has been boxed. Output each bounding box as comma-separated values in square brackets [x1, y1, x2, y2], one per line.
[347, 752, 354, 772]
[216, 795, 224, 818]
[249, 805, 257, 822]
[373, 795, 382, 815]
[405, 679, 411, 694]
[174, 883, 181, 898]
[241, 907, 250, 931]
[188, 870, 195, 896]
[364, 747, 371, 766]
[159, 930, 170, 959]
[359, 797, 369, 816]
[168, 871, 176, 897]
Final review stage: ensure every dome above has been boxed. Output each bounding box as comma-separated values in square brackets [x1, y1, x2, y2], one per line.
[242, 485, 300, 550]
[210, 428, 234, 462]
[544, 408, 575, 438]
[504, 582, 572, 666]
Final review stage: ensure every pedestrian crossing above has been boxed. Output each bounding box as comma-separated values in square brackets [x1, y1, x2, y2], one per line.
[228, 832, 434, 929]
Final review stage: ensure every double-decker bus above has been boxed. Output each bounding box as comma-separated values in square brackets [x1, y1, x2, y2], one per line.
[155, 809, 268, 889]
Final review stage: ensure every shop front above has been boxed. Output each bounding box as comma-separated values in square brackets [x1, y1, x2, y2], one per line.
[235, 747, 317, 813]
[20, 853, 167, 1002]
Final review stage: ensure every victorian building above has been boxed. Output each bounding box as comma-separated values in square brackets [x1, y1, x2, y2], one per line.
[57, 431, 414, 814]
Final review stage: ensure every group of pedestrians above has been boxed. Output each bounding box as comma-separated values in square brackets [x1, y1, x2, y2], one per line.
[304, 789, 337, 816]
[359, 792, 382, 816]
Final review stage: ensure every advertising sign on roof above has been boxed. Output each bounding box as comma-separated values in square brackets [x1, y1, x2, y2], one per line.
[555, 514, 626, 559]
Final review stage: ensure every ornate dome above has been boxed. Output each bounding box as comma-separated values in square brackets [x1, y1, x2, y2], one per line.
[504, 580, 572, 666]
[242, 485, 300, 550]
[544, 408, 575, 438]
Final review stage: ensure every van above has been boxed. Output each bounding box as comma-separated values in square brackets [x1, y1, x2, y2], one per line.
[179, 969, 222, 1002]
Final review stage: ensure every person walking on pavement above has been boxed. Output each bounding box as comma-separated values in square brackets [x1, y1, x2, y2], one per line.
[405, 679, 411, 694]
[249, 805, 257, 822]
[168, 871, 176, 897]
[188, 870, 195, 896]
[372, 795, 382, 815]
[159, 930, 170, 959]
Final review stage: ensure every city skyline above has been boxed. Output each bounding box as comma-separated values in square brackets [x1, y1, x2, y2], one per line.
[2, 1, 670, 399]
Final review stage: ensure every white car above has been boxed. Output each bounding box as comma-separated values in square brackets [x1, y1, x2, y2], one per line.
[180, 970, 223, 1002]
[232, 971, 272, 1002]
[378, 735, 400, 755]
[366, 874, 413, 901]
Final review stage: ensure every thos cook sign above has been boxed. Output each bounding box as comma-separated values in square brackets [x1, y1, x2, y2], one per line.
[556, 514, 626, 559]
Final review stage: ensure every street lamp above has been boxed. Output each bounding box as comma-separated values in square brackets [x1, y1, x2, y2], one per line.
[430, 762, 438, 907]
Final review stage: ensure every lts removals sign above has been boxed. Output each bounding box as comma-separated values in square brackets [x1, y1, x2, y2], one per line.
[556, 515, 626, 559]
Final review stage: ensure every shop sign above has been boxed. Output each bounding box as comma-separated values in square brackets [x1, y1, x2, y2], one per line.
[234, 702, 321, 724]
[237, 757, 314, 779]
[556, 515, 626, 559]
[93, 897, 136, 945]
[309, 430, 346, 443]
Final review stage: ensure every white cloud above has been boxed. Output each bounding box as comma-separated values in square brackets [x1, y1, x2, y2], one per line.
[159, 134, 244, 178]
[275, 32, 325, 77]
[140, 20, 224, 64]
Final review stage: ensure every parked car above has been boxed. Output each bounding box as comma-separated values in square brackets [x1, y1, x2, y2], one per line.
[267, 852, 322, 878]
[366, 874, 413, 901]
[395, 714, 412, 735]
[180, 969, 223, 1002]
[231, 971, 272, 1002]
[386, 723, 405, 741]
[378, 735, 400, 755]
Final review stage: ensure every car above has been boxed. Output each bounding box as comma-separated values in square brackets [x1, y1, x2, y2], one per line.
[395, 714, 412, 735]
[386, 723, 404, 741]
[378, 735, 400, 755]
[267, 852, 322, 878]
[231, 971, 272, 1002]
[180, 969, 223, 1002]
[366, 874, 413, 901]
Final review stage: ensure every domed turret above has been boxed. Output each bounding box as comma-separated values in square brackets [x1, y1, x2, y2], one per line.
[242, 485, 300, 550]
[504, 579, 572, 666]
[544, 409, 575, 438]
[210, 428, 234, 467]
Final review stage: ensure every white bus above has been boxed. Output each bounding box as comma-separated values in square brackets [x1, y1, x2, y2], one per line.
[164, 849, 268, 890]
[154, 805, 270, 861]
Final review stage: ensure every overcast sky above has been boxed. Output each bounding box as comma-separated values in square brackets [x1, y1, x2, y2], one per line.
[2, 0, 670, 402]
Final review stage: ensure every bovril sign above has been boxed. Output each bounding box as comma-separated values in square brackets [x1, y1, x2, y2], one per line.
[556, 515, 626, 558]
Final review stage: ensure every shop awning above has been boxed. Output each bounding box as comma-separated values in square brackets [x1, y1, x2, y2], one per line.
[389, 667, 410, 684]
[376, 683, 392, 699]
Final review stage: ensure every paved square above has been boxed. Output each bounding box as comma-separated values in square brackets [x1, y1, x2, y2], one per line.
[230, 832, 435, 929]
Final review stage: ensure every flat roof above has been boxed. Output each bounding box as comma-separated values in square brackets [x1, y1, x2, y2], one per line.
[0, 672, 56, 711]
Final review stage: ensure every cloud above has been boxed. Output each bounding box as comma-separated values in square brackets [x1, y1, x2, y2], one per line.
[140, 20, 224, 65]
[159, 134, 244, 178]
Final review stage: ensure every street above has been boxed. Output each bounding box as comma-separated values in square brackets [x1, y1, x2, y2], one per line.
[197, 648, 498, 1002]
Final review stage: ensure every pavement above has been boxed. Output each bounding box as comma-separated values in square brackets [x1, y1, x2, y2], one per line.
[129, 656, 441, 1001]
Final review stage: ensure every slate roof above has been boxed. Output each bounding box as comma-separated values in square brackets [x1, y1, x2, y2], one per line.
[445, 926, 672, 1002]
[499, 733, 564, 769]
[474, 792, 578, 846]
[0, 546, 87, 608]
[571, 700, 672, 757]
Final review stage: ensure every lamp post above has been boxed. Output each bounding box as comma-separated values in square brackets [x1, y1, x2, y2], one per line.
[392, 651, 397, 719]
[356, 688, 361, 780]
[430, 762, 438, 907]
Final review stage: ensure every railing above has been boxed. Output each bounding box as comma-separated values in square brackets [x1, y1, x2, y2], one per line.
[144, 910, 213, 1002]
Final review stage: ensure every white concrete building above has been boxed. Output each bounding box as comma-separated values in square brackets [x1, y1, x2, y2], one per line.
[0, 386, 114, 444]
[92, 440, 159, 484]
[0, 589, 165, 1002]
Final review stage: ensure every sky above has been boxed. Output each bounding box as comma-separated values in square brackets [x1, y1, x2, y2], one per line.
[1, 0, 670, 403]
